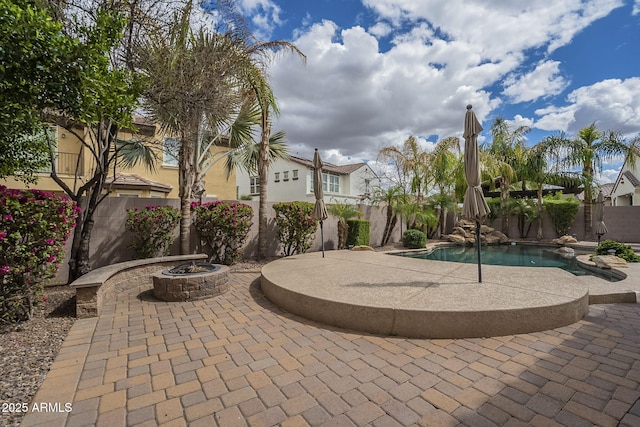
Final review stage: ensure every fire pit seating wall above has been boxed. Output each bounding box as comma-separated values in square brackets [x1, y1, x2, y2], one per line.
[70, 254, 208, 318]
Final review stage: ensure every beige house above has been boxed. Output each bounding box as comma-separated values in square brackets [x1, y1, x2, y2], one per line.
[611, 156, 640, 206]
[1, 117, 236, 200]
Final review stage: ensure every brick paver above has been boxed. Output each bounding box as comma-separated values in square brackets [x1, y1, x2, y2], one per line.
[19, 272, 640, 426]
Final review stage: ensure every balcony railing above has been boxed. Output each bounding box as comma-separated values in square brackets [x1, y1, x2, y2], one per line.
[39, 152, 84, 176]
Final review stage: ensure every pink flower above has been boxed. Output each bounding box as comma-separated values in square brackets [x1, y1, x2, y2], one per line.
[0, 265, 11, 274]
[0, 231, 6, 239]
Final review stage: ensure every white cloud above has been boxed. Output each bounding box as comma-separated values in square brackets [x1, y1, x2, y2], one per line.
[597, 168, 621, 184]
[263, 0, 629, 163]
[535, 78, 640, 135]
[238, 0, 283, 39]
[633, 1, 640, 15]
[503, 61, 569, 103]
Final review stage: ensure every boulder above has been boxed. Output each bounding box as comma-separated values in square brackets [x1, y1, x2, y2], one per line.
[552, 235, 578, 245]
[480, 225, 494, 234]
[553, 246, 576, 259]
[486, 230, 509, 244]
[447, 234, 467, 244]
[592, 255, 628, 269]
[351, 245, 375, 252]
[484, 232, 503, 245]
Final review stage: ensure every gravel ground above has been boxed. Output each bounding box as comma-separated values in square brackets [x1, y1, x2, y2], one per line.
[0, 286, 76, 427]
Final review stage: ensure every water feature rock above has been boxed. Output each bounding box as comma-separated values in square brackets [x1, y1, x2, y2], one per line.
[592, 255, 628, 269]
[447, 220, 507, 245]
[553, 235, 578, 245]
[351, 245, 374, 251]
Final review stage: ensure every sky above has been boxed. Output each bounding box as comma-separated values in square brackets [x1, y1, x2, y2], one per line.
[232, 0, 640, 184]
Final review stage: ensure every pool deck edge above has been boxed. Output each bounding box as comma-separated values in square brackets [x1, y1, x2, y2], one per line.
[261, 250, 599, 339]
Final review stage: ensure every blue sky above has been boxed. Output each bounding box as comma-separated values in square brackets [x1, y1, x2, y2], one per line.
[232, 0, 640, 183]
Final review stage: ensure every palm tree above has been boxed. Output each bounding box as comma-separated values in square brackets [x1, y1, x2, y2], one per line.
[135, 1, 253, 254]
[519, 144, 583, 240]
[483, 117, 530, 236]
[373, 185, 404, 246]
[424, 136, 461, 236]
[539, 123, 636, 235]
[327, 199, 362, 249]
[215, 0, 305, 259]
[378, 136, 429, 201]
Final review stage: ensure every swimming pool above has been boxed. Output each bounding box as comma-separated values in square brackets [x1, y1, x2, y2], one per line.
[395, 244, 620, 281]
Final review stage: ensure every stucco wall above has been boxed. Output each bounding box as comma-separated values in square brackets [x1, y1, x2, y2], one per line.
[51, 197, 404, 284]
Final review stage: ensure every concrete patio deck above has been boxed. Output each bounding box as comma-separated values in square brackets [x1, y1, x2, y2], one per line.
[18, 252, 640, 427]
[261, 250, 640, 339]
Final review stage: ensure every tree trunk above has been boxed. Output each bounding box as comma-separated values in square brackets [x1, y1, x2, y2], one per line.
[337, 219, 348, 249]
[500, 178, 510, 236]
[584, 202, 592, 235]
[257, 112, 271, 259]
[536, 185, 544, 241]
[381, 205, 393, 246]
[178, 125, 198, 255]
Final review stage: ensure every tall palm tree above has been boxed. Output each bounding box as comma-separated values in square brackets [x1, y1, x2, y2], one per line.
[135, 1, 252, 254]
[378, 136, 429, 201]
[483, 117, 530, 236]
[539, 123, 636, 235]
[519, 144, 583, 240]
[373, 185, 404, 246]
[215, 1, 305, 259]
[425, 136, 461, 236]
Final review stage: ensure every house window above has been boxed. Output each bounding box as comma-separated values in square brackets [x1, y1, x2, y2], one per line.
[149, 191, 165, 199]
[329, 174, 340, 193]
[364, 179, 371, 194]
[250, 176, 259, 194]
[274, 172, 280, 182]
[292, 169, 299, 180]
[283, 171, 289, 181]
[163, 137, 179, 167]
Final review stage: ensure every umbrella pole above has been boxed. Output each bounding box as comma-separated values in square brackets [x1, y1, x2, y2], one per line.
[320, 221, 325, 258]
[476, 220, 482, 283]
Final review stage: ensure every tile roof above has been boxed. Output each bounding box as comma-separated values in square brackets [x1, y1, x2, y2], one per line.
[105, 173, 172, 192]
[289, 155, 367, 175]
[622, 170, 640, 187]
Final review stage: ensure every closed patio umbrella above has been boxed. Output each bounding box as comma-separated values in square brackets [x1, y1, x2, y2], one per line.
[312, 148, 329, 257]
[595, 190, 608, 244]
[462, 105, 490, 283]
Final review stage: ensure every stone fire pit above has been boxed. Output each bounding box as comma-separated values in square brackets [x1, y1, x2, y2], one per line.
[152, 262, 230, 302]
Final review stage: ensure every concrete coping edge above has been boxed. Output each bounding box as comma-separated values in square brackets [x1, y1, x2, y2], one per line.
[69, 254, 208, 289]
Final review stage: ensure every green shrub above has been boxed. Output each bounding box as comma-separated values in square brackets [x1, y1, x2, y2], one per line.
[273, 202, 317, 256]
[126, 205, 180, 259]
[403, 229, 426, 249]
[346, 219, 370, 247]
[192, 201, 253, 265]
[595, 240, 640, 262]
[1, 186, 78, 324]
[543, 195, 580, 237]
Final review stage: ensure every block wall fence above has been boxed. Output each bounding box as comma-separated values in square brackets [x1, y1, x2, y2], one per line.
[50, 197, 640, 284]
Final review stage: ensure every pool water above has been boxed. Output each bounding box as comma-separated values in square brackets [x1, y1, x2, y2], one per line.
[396, 244, 620, 281]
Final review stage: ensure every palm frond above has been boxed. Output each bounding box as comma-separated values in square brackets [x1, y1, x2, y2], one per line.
[116, 138, 158, 172]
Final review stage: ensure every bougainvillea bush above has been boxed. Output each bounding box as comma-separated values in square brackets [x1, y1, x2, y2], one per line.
[126, 205, 180, 259]
[273, 202, 318, 256]
[192, 201, 253, 265]
[0, 186, 78, 323]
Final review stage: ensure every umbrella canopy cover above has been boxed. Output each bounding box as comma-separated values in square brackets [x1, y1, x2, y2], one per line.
[462, 106, 490, 221]
[595, 190, 608, 236]
[312, 149, 328, 221]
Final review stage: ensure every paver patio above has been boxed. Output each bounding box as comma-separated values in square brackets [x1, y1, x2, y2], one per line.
[20, 271, 640, 427]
